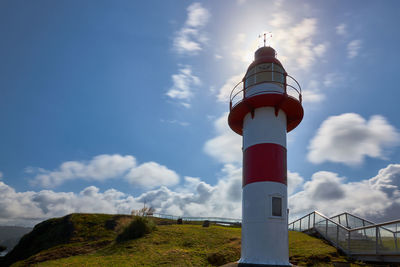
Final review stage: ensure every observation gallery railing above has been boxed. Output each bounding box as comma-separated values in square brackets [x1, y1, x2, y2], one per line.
[229, 71, 302, 111]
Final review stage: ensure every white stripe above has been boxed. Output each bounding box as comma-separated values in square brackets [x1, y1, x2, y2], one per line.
[240, 181, 289, 265]
[245, 83, 285, 98]
[243, 106, 287, 150]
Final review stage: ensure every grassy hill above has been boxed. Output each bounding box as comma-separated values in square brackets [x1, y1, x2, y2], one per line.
[0, 213, 361, 266]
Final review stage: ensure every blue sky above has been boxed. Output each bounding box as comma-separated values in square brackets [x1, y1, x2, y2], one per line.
[1, 0, 400, 226]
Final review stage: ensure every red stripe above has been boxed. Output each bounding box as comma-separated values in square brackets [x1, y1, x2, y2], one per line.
[243, 143, 287, 187]
[228, 93, 303, 135]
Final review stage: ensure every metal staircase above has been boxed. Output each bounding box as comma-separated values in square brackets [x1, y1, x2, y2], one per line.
[289, 211, 400, 263]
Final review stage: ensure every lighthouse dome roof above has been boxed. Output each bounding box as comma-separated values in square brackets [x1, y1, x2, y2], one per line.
[244, 46, 285, 78]
[255, 46, 276, 59]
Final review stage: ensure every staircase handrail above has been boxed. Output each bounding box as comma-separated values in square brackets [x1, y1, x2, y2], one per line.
[289, 211, 352, 231]
[331, 212, 376, 226]
[348, 218, 400, 232]
[289, 210, 400, 235]
[290, 211, 400, 261]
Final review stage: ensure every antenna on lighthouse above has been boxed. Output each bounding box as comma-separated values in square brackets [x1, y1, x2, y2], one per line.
[258, 31, 272, 47]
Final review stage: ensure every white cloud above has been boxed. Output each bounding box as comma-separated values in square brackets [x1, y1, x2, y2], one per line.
[181, 102, 191, 108]
[230, 33, 257, 65]
[290, 164, 400, 223]
[0, 182, 140, 226]
[217, 74, 243, 103]
[29, 154, 180, 189]
[0, 164, 242, 226]
[136, 163, 242, 218]
[185, 3, 210, 28]
[301, 80, 325, 103]
[160, 119, 190, 127]
[203, 112, 242, 164]
[336, 23, 347, 36]
[31, 154, 136, 187]
[323, 72, 342, 87]
[236, 33, 246, 44]
[125, 162, 179, 189]
[302, 90, 325, 103]
[229, 17, 328, 74]
[272, 17, 328, 71]
[300, 73, 345, 103]
[270, 12, 293, 28]
[370, 164, 400, 197]
[173, 3, 210, 54]
[313, 43, 327, 57]
[6, 163, 400, 226]
[166, 66, 201, 107]
[308, 113, 400, 165]
[288, 170, 304, 195]
[347, 39, 362, 59]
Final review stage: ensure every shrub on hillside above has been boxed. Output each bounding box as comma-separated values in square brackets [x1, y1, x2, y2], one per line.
[116, 216, 156, 242]
[131, 206, 155, 217]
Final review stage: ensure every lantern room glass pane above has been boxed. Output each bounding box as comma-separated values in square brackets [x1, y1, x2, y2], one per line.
[273, 64, 285, 84]
[255, 63, 272, 84]
[245, 67, 256, 88]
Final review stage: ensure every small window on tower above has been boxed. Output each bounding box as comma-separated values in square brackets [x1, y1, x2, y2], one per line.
[272, 197, 282, 217]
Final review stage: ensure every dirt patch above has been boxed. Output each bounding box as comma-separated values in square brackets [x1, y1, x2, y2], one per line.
[207, 252, 228, 266]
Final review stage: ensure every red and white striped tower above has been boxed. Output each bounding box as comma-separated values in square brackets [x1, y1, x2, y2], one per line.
[228, 45, 303, 266]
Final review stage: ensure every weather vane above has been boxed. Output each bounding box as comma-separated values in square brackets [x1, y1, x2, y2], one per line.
[258, 31, 272, 47]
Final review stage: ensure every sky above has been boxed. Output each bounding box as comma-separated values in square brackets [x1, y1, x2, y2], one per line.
[1, 0, 400, 226]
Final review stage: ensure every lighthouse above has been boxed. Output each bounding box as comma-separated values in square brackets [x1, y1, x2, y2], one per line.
[228, 43, 303, 266]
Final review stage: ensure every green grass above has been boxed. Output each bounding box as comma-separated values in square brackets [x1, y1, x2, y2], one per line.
[33, 224, 241, 267]
[289, 231, 355, 266]
[3, 213, 368, 267]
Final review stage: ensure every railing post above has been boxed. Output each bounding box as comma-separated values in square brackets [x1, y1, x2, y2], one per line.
[308, 214, 311, 230]
[242, 79, 246, 99]
[396, 223, 398, 252]
[336, 225, 339, 247]
[376, 227, 379, 255]
[325, 219, 328, 237]
[313, 212, 315, 228]
[300, 219, 302, 232]
[284, 74, 287, 94]
[363, 219, 367, 237]
[348, 231, 351, 254]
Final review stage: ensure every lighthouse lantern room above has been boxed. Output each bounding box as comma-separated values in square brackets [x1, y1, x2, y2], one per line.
[228, 40, 304, 266]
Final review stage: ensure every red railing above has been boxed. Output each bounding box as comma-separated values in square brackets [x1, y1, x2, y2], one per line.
[229, 70, 302, 110]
